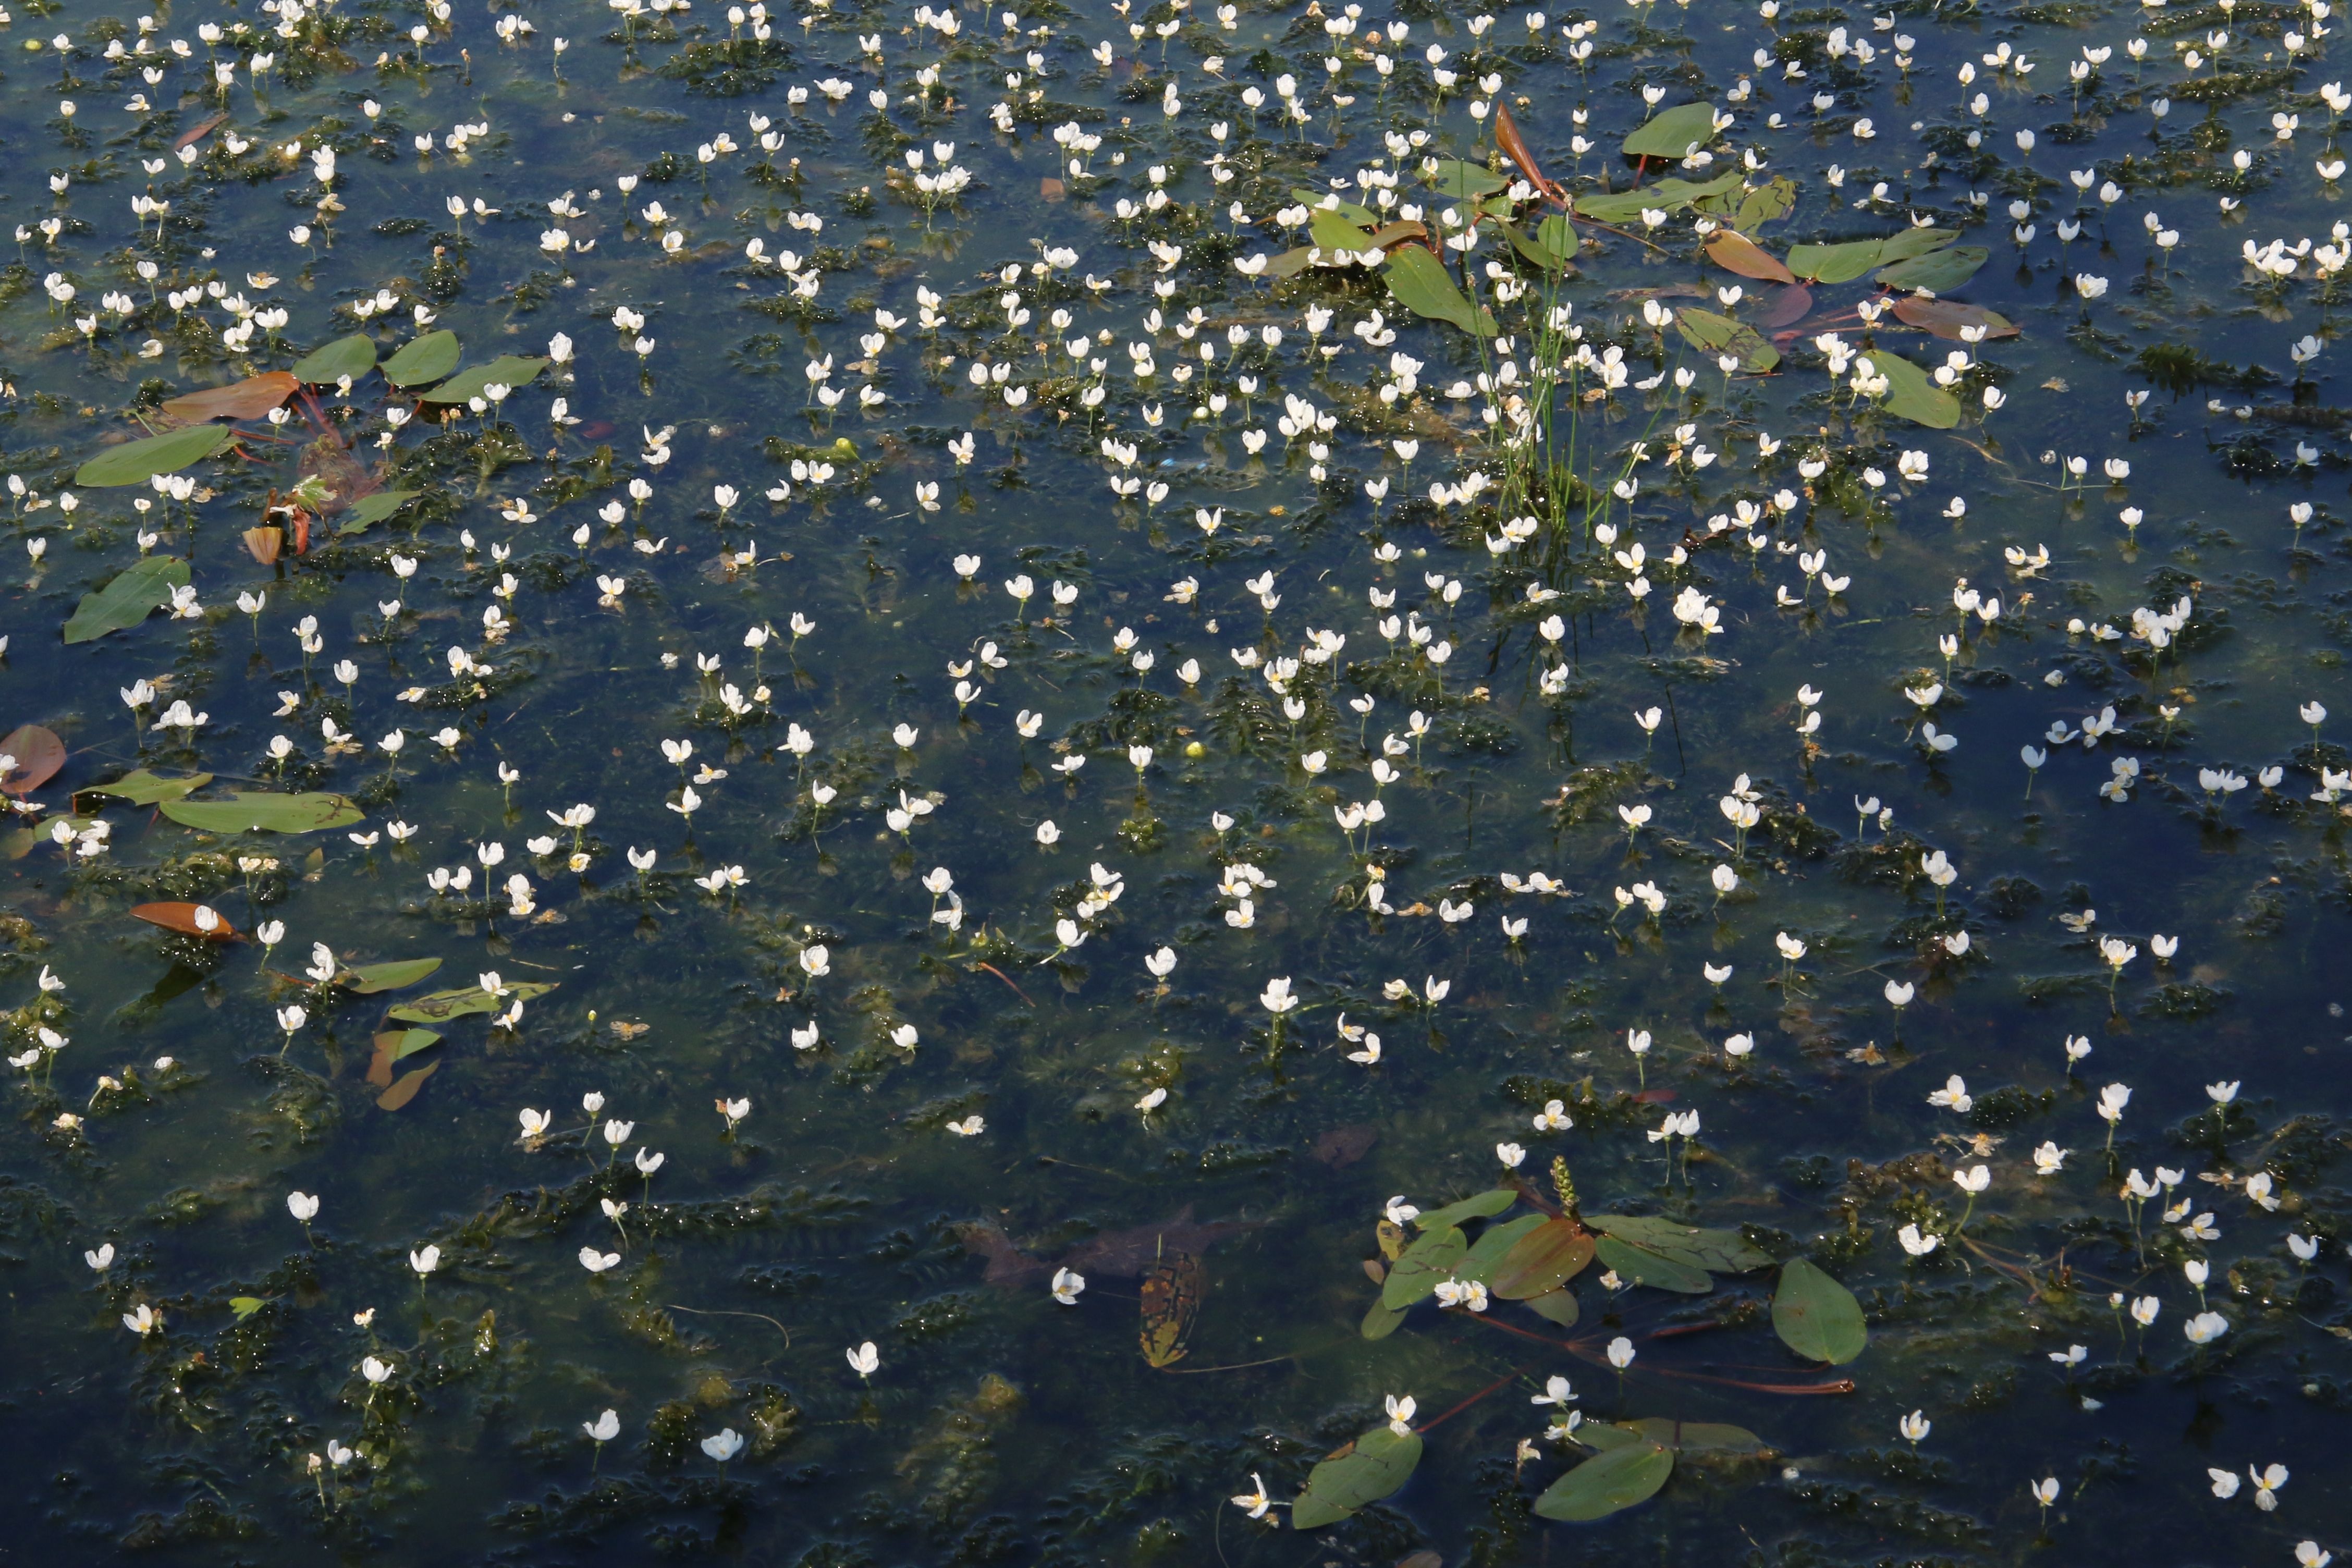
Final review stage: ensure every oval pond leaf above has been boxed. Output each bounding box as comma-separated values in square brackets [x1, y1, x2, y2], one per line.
[160, 791, 365, 834]
[1381, 1224, 1467, 1309]
[291, 332, 379, 384]
[1534, 1440, 1674, 1521]
[1486, 1217, 1597, 1299]
[382, 329, 461, 388]
[129, 901, 242, 940]
[1291, 1425, 1423, 1529]
[0, 724, 67, 795]
[75, 424, 232, 488]
[1772, 1257, 1868, 1364]
[377, 1060, 439, 1111]
[160, 371, 298, 424]
[64, 556, 190, 644]
[1621, 101, 1719, 160]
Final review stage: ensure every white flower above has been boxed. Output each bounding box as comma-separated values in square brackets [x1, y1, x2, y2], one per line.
[700, 1428, 745, 1462]
[1051, 1267, 1086, 1305]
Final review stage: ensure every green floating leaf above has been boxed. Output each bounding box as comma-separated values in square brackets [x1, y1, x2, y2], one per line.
[1290, 187, 1380, 228]
[420, 356, 551, 406]
[1291, 1426, 1423, 1529]
[63, 556, 190, 644]
[1414, 1189, 1520, 1230]
[1874, 244, 1990, 294]
[1573, 172, 1741, 226]
[1524, 1287, 1581, 1327]
[1432, 157, 1509, 199]
[338, 957, 444, 994]
[1457, 1213, 1549, 1283]
[75, 424, 232, 488]
[388, 980, 557, 1023]
[1786, 226, 1954, 284]
[376, 1027, 444, 1062]
[1487, 1217, 1597, 1300]
[159, 791, 365, 834]
[228, 1296, 269, 1321]
[1501, 219, 1575, 273]
[382, 329, 461, 388]
[1383, 245, 1498, 336]
[1699, 175, 1798, 228]
[1361, 1296, 1410, 1340]
[1621, 102, 1720, 160]
[1309, 205, 1380, 258]
[1772, 1258, 1869, 1364]
[1592, 1235, 1713, 1294]
[336, 490, 422, 535]
[1381, 1224, 1467, 1309]
[1674, 306, 1781, 373]
[291, 332, 380, 384]
[1534, 1440, 1674, 1521]
[1857, 349, 1964, 429]
[83, 769, 212, 806]
[1586, 1214, 1773, 1273]
[1618, 1417, 1769, 1454]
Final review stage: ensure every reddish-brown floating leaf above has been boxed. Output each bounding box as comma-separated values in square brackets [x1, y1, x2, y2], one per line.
[243, 526, 284, 566]
[1488, 1217, 1599, 1299]
[161, 371, 299, 424]
[1630, 1087, 1680, 1104]
[0, 724, 66, 795]
[377, 1060, 438, 1110]
[129, 901, 242, 940]
[1705, 230, 1796, 284]
[1039, 176, 1066, 201]
[1892, 295, 2019, 341]
[1757, 284, 1814, 330]
[366, 1043, 396, 1088]
[1494, 104, 1558, 198]
[175, 113, 227, 150]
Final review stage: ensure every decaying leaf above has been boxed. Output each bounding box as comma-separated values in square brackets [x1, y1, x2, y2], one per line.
[1138, 1251, 1204, 1367]
[129, 901, 242, 940]
[0, 725, 67, 795]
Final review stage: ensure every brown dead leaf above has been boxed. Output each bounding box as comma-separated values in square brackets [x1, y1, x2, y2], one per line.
[1893, 296, 2019, 341]
[1705, 230, 1795, 285]
[175, 113, 227, 150]
[1757, 283, 1814, 330]
[243, 526, 284, 566]
[129, 901, 242, 940]
[1139, 1252, 1203, 1368]
[1039, 176, 1066, 201]
[162, 371, 299, 424]
[1314, 1124, 1377, 1168]
[377, 1060, 438, 1110]
[0, 724, 66, 795]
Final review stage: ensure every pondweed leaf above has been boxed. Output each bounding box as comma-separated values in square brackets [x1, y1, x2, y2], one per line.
[1591, 1235, 1713, 1293]
[1857, 349, 1964, 428]
[376, 1028, 444, 1061]
[1457, 1212, 1549, 1282]
[382, 329, 462, 388]
[228, 1297, 268, 1321]
[1413, 1190, 1519, 1230]
[1485, 1217, 1597, 1299]
[377, 1061, 439, 1111]
[1704, 230, 1795, 284]
[1289, 187, 1379, 227]
[1584, 1215, 1772, 1273]
[336, 490, 422, 535]
[420, 356, 552, 406]
[1618, 1417, 1768, 1454]
[82, 769, 212, 806]
[63, 557, 189, 643]
[1674, 307, 1781, 372]
[1892, 296, 2018, 340]
[1383, 245, 1499, 336]
[1875, 244, 1990, 294]
[0, 724, 66, 795]
[1574, 173, 1740, 225]
[336, 957, 444, 994]
[1380, 1224, 1467, 1309]
[160, 791, 365, 834]
[388, 981, 556, 1022]
[129, 901, 242, 940]
[1534, 1440, 1674, 1521]
[290, 333, 379, 384]
[160, 371, 298, 423]
[1431, 157, 1509, 199]
[1139, 1252, 1203, 1367]
[1309, 205, 1379, 258]
[1620, 102, 1719, 160]
[1523, 1287, 1581, 1327]
[1290, 1425, 1423, 1528]
[1772, 1258, 1869, 1364]
[1361, 1296, 1410, 1339]
[74, 425, 232, 488]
